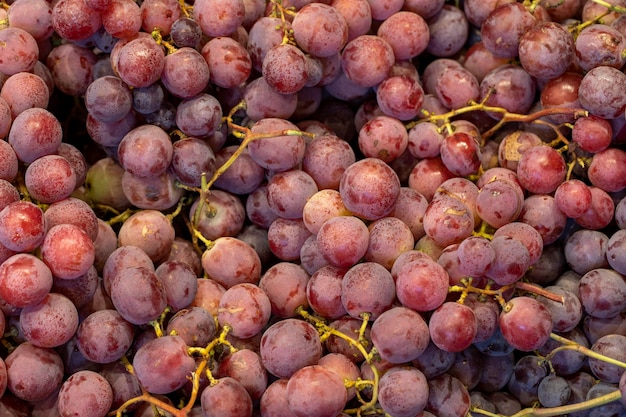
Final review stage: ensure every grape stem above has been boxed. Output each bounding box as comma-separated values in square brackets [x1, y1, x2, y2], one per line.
[407, 100, 587, 142]
[471, 389, 622, 417]
[297, 307, 387, 416]
[549, 333, 626, 369]
[591, 0, 626, 14]
[449, 280, 565, 307]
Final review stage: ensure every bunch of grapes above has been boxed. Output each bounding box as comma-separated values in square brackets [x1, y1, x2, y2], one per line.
[3, 0, 626, 416]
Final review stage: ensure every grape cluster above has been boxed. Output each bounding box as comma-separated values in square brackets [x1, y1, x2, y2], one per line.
[2, 0, 626, 416]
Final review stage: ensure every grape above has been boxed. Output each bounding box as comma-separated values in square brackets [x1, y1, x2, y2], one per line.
[300, 233, 328, 275]
[0, 253, 52, 308]
[340, 157, 400, 221]
[538, 328, 588, 376]
[202, 237, 261, 288]
[408, 156, 455, 201]
[341, 262, 395, 320]
[286, 365, 347, 417]
[76, 309, 134, 364]
[579, 65, 626, 119]
[479, 65, 536, 117]
[267, 218, 312, 261]
[161, 47, 210, 99]
[42, 198, 96, 244]
[0, 28, 38, 76]
[133, 335, 196, 394]
[189, 278, 225, 317]
[579, 24, 626, 73]
[475, 352, 515, 393]
[364, 217, 414, 269]
[20, 293, 79, 348]
[448, 345, 483, 390]
[8, 107, 62, 164]
[110, 266, 167, 325]
[260, 379, 296, 417]
[217, 349, 267, 401]
[429, 302, 477, 352]
[115, 36, 166, 89]
[377, 11, 429, 60]
[371, 306, 429, 363]
[426, 373, 471, 417]
[580, 268, 626, 320]
[52, 0, 101, 41]
[519, 21, 575, 80]
[302, 135, 356, 190]
[554, 179, 593, 218]
[589, 334, 626, 383]
[170, 138, 216, 188]
[1, 72, 49, 119]
[261, 44, 308, 95]
[118, 209, 175, 263]
[481, 2, 538, 58]
[153, 261, 198, 312]
[248, 118, 305, 171]
[218, 283, 271, 339]
[100, 361, 142, 412]
[377, 366, 429, 417]
[291, 3, 348, 58]
[426, 5, 469, 57]
[498, 130, 541, 175]
[166, 307, 215, 348]
[215, 151, 265, 198]
[101, 0, 141, 39]
[200, 377, 253, 417]
[25, 155, 76, 204]
[260, 319, 322, 378]
[0, 140, 17, 182]
[395, 256, 449, 312]
[306, 265, 347, 320]
[103, 245, 154, 294]
[485, 235, 531, 286]
[266, 170, 318, 220]
[423, 194, 475, 247]
[358, 115, 409, 162]
[573, 115, 613, 153]
[323, 68, 371, 102]
[121, 169, 183, 211]
[507, 355, 549, 406]
[500, 296, 553, 351]
[440, 130, 482, 176]
[586, 381, 625, 417]
[7, 0, 53, 40]
[201, 36, 252, 89]
[341, 35, 395, 87]
[193, 0, 244, 38]
[575, 186, 615, 230]
[52, 265, 98, 309]
[259, 262, 309, 318]
[5, 342, 64, 402]
[41, 223, 95, 280]
[463, 41, 511, 83]
[564, 230, 609, 275]
[588, 147, 626, 192]
[519, 194, 567, 245]
[118, 124, 173, 178]
[140, 0, 181, 36]
[247, 16, 288, 72]
[0, 200, 46, 252]
[607, 229, 626, 275]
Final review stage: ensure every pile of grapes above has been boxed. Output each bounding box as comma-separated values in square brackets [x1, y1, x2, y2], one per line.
[4, 0, 626, 415]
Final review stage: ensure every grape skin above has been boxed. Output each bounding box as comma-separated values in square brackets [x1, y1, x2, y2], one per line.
[8, 0, 626, 415]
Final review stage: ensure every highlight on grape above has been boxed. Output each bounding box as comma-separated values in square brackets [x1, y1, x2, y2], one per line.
[1, 0, 626, 416]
